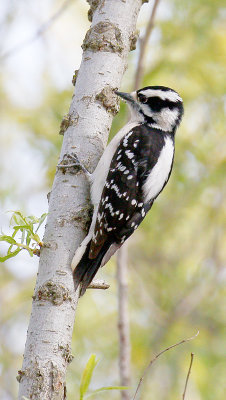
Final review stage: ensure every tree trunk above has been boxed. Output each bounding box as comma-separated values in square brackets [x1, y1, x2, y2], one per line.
[18, 0, 143, 398]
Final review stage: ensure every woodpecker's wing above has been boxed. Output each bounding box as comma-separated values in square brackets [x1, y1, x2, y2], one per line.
[88, 125, 162, 259]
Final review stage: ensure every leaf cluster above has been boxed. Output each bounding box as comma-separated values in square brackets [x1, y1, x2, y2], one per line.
[0, 211, 47, 262]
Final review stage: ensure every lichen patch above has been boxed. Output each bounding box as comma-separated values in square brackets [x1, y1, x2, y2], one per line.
[59, 113, 79, 136]
[34, 281, 70, 306]
[82, 22, 123, 54]
[130, 30, 139, 51]
[96, 86, 119, 115]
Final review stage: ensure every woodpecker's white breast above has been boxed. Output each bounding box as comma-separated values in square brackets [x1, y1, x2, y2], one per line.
[143, 136, 174, 203]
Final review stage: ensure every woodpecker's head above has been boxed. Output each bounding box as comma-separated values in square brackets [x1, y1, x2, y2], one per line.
[116, 86, 184, 133]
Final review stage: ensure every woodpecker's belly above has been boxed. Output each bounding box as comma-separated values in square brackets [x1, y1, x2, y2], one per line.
[143, 136, 174, 203]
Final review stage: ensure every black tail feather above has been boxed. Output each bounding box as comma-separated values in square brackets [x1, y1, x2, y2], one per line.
[73, 240, 111, 295]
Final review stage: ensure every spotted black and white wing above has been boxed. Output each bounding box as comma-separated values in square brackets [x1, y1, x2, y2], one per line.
[89, 125, 168, 259]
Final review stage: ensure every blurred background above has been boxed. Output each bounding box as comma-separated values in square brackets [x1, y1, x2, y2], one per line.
[0, 0, 225, 399]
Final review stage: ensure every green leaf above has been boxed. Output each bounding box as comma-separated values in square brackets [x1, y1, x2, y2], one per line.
[27, 215, 39, 224]
[35, 212, 47, 233]
[10, 211, 27, 226]
[30, 233, 41, 244]
[85, 386, 129, 398]
[0, 235, 17, 245]
[7, 243, 17, 256]
[12, 225, 31, 234]
[26, 232, 31, 246]
[0, 247, 21, 262]
[80, 355, 98, 400]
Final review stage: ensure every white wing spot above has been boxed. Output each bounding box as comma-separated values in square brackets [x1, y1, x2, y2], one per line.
[121, 235, 126, 243]
[111, 184, 122, 198]
[125, 150, 135, 159]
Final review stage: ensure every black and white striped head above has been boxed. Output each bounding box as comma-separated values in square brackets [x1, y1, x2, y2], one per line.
[116, 86, 184, 133]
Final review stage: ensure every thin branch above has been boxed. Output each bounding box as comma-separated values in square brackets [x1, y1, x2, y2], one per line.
[134, 0, 160, 90]
[0, 0, 73, 61]
[182, 353, 194, 400]
[132, 331, 199, 400]
[117, 243, 131, 400]
[87, 280, 110, 290]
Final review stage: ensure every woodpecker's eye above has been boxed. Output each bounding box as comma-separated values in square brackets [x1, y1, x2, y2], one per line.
[138, 94, 148, 104]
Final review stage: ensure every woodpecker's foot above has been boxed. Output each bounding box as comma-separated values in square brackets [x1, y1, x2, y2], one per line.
[57, 153, 91, 180]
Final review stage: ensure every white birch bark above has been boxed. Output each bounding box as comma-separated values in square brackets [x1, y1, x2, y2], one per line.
[18, 0, 143, 399]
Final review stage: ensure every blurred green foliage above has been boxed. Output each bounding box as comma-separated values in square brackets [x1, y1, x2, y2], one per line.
[0, 0, 225, 399]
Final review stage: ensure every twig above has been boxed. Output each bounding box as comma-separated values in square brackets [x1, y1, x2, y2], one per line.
[182, 353, 194, 400]
[87, 280, 110, 290]
[117, 243, 131, 400]
[132, 331, 199, 400]
[57, 163, 78, 168]
[134, 0, 160, 90]
[0, 0, 74, 61]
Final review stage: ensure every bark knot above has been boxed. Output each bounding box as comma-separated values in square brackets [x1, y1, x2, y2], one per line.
[34, 281, 71, 305]
[96, 86, 119, 115]
[130, 30, 139, 51]
[59, 112, 79, 136]
[82, 22, 123, 54]
[58, 344, 74, 364]
[17, 362, 45, 397]
[51, 362, 65, 399]
[87, 0, 103, 22]
[72, 69, 79, 86]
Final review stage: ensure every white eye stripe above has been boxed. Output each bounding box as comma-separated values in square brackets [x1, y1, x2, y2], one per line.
[140, 104, 179, 132]
[139, 89, 182, 103]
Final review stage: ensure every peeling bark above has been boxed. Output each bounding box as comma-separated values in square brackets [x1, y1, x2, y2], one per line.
[18, 1, 143, 398]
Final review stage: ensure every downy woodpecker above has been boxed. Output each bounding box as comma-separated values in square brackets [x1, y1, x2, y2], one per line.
[72, 86, 184, 295]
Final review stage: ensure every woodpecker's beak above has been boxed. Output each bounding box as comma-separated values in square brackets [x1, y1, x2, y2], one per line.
[115, 91, 136, 104]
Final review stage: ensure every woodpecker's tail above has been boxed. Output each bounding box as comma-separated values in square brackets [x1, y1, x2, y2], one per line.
[73, 240, 111, 296]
